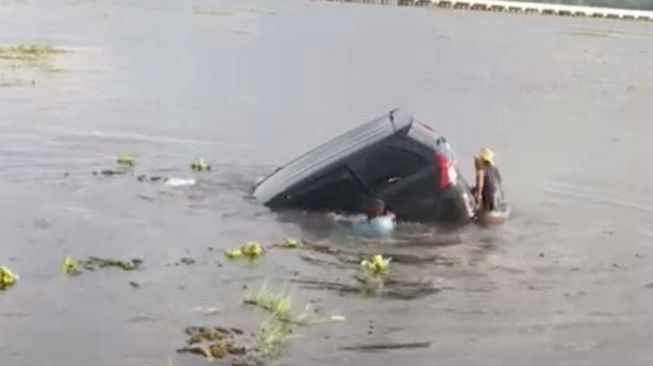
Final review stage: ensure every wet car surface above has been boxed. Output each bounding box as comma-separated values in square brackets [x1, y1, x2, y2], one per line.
[253, 108, 475, 223]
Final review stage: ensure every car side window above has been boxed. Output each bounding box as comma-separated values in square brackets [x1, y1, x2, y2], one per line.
[363, 146, 428, 192]
[288, 167, 366, 212]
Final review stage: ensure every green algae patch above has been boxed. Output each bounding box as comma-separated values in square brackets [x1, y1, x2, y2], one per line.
[62, 256, 81, 276]
[0, 266, 19, 290]
[225, 241, 263, 261]
[190, 158, 211, 171]
[0, 44, 66, 71]
[116, 153, 136, 166]
[63, 256, 143, 275]
[244, 284, 293, 322]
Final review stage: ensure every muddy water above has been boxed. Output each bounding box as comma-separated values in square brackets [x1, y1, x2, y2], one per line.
[1, 1, 653, 365]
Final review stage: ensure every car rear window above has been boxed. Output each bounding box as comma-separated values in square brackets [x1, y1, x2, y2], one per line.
[363, 146, 428, 192]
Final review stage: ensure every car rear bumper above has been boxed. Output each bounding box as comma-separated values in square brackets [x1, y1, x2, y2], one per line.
[435, 182, 475, 223]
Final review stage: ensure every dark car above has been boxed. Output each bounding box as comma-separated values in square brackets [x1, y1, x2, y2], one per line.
[253, 109, 475, 223]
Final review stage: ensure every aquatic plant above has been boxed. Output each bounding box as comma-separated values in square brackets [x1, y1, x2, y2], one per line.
[190, 158, 211, 171]
[116, 153, 135, 166]
[84, 256, 142, 271]
[62, 256, 142, 274]
[177, 326, 248, 361]
[245, 284, 293, 321]
[359, 255, 392, 295]
[0, 44, 65, 71]
[62, 256, 81, 275]
[278, 238, 303, 249]
[225, 241, 263, 260]
[361, 254, 391, 277]
[0, 266, 18, 290]
[255, 317, 294, 363]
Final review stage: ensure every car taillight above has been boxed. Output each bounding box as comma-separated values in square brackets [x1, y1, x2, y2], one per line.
[435, 152, 456, 189]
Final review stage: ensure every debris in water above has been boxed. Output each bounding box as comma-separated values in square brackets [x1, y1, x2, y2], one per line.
[341, 341, 431, 351]
[164, 177, 197, 187]
[225, 242, 263, 261]
[178, 257, 196, 266]
[191, 158, 211, 171]
[291, 278, 440, 300]
[62, 256, 81, 276]
[192, 306, 221, 316]
[330, 315, 346, 322]
[93, 169, 129, 176]
[177, 325, 251, 362]
[85, 256, 142, 271]
[65, 256, 143, 274]
[277, 238, 304, 249]
[116, 153, 136, 166]
[185, 326, 231, 344]
[0, 266, 19, 290]
[129, 281, 140, 288]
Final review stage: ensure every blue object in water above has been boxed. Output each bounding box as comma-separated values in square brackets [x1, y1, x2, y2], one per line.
[354, 216, 396, 237]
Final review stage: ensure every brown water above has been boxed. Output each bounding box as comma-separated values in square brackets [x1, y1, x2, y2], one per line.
[1, 1, 653, 365]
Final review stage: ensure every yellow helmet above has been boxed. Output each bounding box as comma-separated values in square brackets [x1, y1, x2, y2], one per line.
[476, 147, 495, 164]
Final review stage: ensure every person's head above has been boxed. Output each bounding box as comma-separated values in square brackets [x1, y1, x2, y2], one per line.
[475, 147, 495, 167]
[367, 199, 386, 219]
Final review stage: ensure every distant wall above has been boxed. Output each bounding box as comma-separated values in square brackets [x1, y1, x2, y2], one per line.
[516, 0, 653, 11]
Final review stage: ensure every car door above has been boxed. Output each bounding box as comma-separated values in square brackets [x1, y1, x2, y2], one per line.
[284, 166, 368, 213]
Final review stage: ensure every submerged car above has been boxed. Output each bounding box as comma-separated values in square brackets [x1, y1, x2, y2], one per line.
[253, 109, 475, 223]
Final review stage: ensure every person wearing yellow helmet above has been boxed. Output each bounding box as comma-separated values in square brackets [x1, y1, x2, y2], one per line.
[473, 147, 504, 212]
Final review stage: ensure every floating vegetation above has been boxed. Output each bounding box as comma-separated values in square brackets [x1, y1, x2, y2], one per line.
[190, 158, 211, 171]
[244, 284, 293, 321]
[361, 254, 391, 277]
[63, 256, 143, 274]
[277, 238, 304, 249]
[0, 44, 66, 71]
[225, 241, 263, 261]
[116, 153, 136, 166]
[255, 317, 294, 362]
[177, 326, 249, 361]
[0, 266, 19, 290]
[62, 256, 81, 276]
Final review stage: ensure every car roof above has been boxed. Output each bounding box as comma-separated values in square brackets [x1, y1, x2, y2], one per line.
[253, 108, 414, 203]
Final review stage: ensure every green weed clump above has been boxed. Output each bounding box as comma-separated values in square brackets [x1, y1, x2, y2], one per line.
[0, 44, 65, 71]
[256, 318, 294, 363]
[225, 241, 263, 261]
[0, 266, 19, 290]
[246, 284, 293, 321]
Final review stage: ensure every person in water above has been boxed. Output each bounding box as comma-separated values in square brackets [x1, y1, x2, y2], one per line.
[473, 147, 504, 212]
[354, 199, 395, 236]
